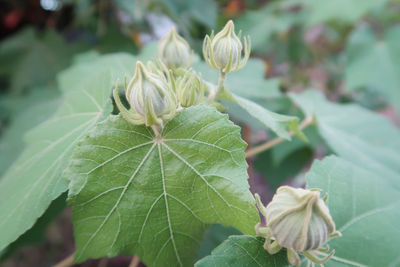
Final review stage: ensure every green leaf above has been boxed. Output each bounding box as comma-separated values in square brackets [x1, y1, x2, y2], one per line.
[57, 53, 138, 94]
[232, 94, 303, 140]
[195, 236, 289, 267]
[0, 193, 66, 260]
[235, 3, 304, 53]
[0, 29, 87, 94]
[193, 59, 281, 100]
[346, 25, 400, 114]
[0, 88, 60, 176]
[306, 156, 400, 267]
[158, 0, 217, 29]
[290, 90, 400, 187]
[300, 0, 389, 26]
[67, 105, 258, 266]
[0, 53, 137, 251]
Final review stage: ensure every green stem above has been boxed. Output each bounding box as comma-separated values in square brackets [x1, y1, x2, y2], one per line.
[210, 70, 226, 100]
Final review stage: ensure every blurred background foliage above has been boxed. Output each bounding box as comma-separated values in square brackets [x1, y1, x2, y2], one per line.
[0, 0, 399, 266]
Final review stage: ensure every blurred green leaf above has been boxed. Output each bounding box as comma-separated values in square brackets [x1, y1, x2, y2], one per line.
[195, 236, 289, 267]
[0, 28, 87, 94]
[0, 28, 35, 76]
[300, 0, 390, 26]
[346, 25, 400, 113]
[0, 193, 66, 260]
[0, 53, 137, 252]
[306, 156, 400, 266]
[290, 90, 400, 187]
[235, 4, 304, 53]
[158, 0, 217, 29]
[0, 87, 60, 176]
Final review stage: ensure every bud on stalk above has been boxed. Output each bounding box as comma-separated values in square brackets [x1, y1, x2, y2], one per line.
[203, 20, 250, 74]
[255, 186, 341, 266]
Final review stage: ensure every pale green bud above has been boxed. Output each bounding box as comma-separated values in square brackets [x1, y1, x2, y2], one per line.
[266, 186, 336, 251]
[158, 27, 192, 69]
[113, 61, 177, 127]
[203, 20, 250, 73]
[175, 70, 204, 107]
[255, 186, 341, 266]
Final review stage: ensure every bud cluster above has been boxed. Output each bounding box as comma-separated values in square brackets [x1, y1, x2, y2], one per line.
[114, 28, 205, 128]
[113, 21, 250, 129]
[255, 186, 341, 266]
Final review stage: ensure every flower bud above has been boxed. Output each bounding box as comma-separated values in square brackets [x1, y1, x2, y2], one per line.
[158, 27, 192, 69]
[203, 20, 250, 73]
[255, 186, 341, 266]
[113, 61, 177, 127]
[266, 186, 335, 251]
[175, 70, 204, 107]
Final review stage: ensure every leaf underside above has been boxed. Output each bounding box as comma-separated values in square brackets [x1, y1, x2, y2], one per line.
[67, 105, 258, 266]
[290, 90, 400, 188]
[306, 156, 400, 267]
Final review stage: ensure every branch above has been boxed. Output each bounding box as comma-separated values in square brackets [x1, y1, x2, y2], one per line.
[245, 116, 314, 158]
[54, 253, 74, 267]
[129, 255, 140, 267]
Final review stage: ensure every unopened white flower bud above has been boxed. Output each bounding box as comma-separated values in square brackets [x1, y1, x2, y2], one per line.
[203, 20, 250, 73]
[266, 186, 335, 251]
[255, 186, 341, 266]
[113, 61, 177, 127]
[158, 27, 192, 69]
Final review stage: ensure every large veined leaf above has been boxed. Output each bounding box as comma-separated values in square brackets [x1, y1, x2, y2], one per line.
[290, 90, 400, 187]
[195, 236, 289, 267]
[306, 156, 400, 267]
[67, 105, 258, 266]
[0, 54, 137, 251]
[346, 25, 400, 114]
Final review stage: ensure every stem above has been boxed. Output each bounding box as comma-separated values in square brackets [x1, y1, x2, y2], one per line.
[54, 253, 74, 267]
[151, 125, 161, 136]
[129, 255, 140, 267]
[245, 116, 313, 158]
[209, 70, 226, 100]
